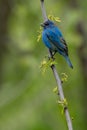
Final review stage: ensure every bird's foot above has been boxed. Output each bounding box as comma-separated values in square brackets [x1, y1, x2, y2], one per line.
[48, 50, 56, 60]
[48, 55, 55, 61]
[52, 51, 56, 57]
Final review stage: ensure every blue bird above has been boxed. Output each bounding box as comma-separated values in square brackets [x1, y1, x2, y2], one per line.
[41, 19, 73, 69]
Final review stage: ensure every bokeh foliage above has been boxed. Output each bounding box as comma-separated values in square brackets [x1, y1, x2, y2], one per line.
[0, 0, 87, 130]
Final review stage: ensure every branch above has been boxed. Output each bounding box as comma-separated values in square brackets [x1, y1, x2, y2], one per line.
[40, 0, 73, 130]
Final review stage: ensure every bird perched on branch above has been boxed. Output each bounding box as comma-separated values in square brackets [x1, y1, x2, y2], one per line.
[41, 19, 73, 69]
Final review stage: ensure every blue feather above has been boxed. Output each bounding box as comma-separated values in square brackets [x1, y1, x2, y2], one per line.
[41, 20, 73, 69]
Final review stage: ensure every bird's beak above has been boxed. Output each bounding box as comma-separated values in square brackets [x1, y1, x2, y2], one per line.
[40, 23, 45, 27]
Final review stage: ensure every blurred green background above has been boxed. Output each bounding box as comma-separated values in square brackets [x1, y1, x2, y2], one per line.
[0, 0, 87, 130]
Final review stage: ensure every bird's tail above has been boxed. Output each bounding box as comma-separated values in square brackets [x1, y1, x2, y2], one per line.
[65, 56, 73, 69]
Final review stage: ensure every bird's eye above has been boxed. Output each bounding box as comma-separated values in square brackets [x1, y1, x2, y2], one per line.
[45, 22, 49, 26]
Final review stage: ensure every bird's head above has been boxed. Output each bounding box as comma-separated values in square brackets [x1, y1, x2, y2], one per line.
[41, 20, 55, 29]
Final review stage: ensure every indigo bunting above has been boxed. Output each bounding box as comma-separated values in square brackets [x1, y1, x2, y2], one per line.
[41, 20, 73, 69]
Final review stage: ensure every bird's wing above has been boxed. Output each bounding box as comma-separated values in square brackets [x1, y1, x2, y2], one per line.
[46, 29, 68, 55]
[60, 37, 68, 55]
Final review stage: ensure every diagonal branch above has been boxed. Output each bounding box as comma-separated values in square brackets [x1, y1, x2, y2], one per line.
[40, 0, 73, 130]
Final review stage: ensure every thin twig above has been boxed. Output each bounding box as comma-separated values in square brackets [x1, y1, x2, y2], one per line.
[40, 0, 73, 130]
